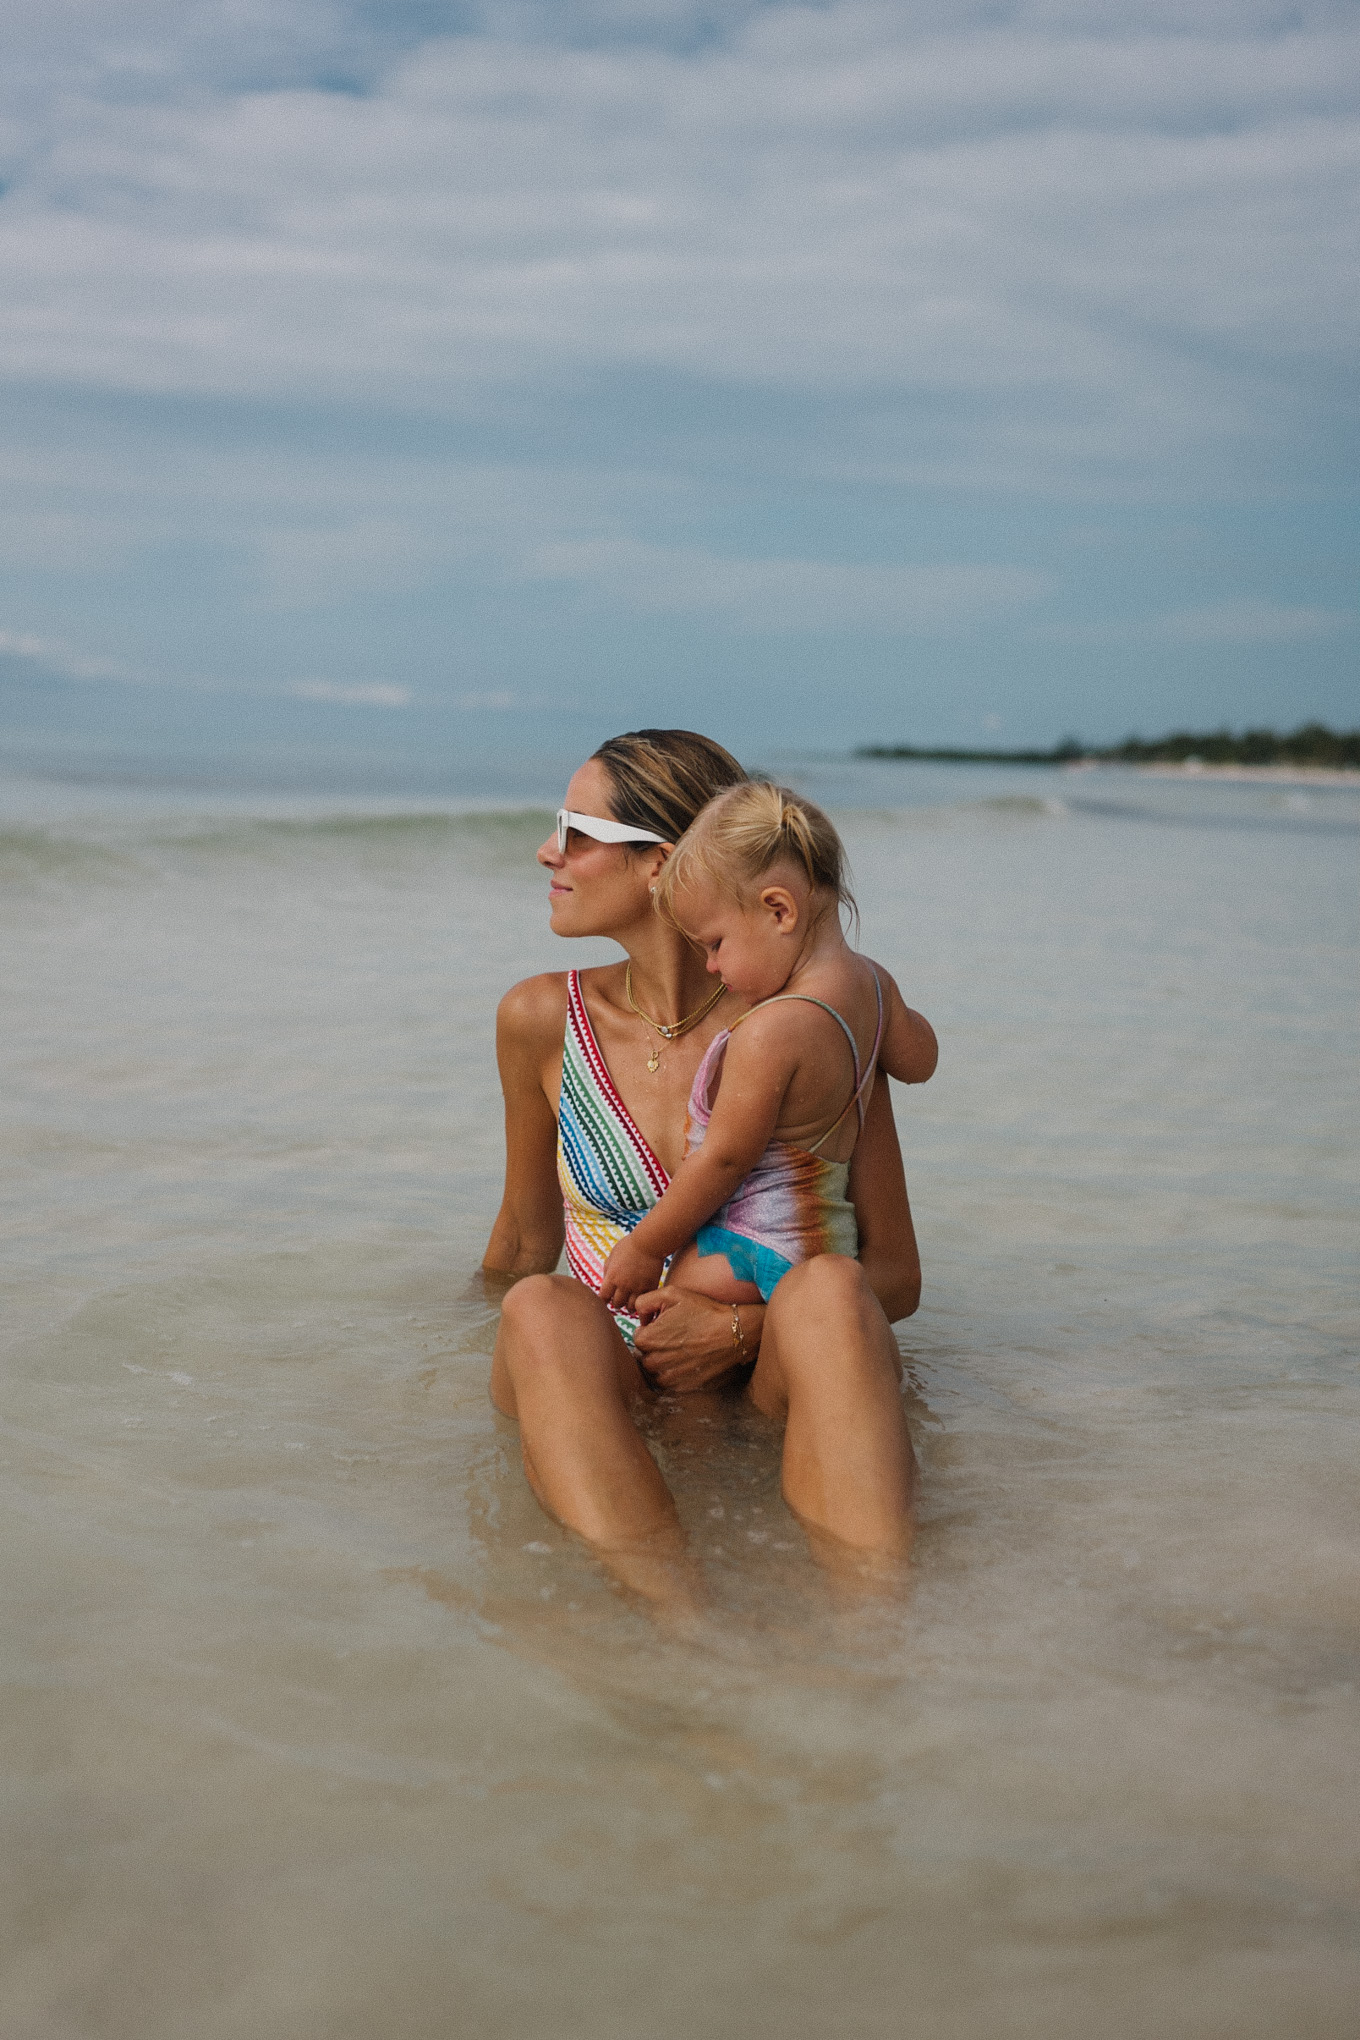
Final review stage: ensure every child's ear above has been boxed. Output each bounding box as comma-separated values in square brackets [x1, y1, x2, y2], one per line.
[760, 884, 799, 929]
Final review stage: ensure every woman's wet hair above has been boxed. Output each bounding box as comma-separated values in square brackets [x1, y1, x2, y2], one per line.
[656, 780, 857, 928]
[592, 729, 748, 846]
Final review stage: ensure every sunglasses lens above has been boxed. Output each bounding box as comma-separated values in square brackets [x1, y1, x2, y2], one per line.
[557, 812, 568, 852]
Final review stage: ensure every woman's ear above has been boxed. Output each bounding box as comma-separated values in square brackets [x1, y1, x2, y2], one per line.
[643, 843, 674, 888]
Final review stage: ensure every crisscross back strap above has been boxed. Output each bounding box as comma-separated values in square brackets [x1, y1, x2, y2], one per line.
[730, 970, 885, 1155]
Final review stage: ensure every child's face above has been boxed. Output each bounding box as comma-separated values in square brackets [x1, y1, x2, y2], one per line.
[675, 874, 798, 1002]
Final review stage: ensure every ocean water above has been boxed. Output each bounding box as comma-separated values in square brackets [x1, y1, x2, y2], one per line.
[2, 753, 1357, 2039]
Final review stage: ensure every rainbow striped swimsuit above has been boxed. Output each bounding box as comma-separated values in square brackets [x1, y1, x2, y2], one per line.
[557, 970, 669, 1348]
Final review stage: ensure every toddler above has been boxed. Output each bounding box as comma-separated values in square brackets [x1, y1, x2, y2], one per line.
[599, 781, 927, 1317]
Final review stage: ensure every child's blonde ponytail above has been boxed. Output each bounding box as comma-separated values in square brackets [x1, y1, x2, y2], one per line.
[657, 781, 856, 927]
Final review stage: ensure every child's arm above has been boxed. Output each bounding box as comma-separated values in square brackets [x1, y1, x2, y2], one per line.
[599, 1022, 796, 1310]
[871, 966, 939, 1086]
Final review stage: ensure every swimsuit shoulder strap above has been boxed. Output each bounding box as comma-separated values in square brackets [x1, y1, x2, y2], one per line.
[730, 973, 886, 1155]
[730, 992, 861, 1068]
[803, 970, 885, 1154]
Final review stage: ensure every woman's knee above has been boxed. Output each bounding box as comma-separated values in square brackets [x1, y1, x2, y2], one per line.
[771, 1254, 878, 1329]
[491, 1272, 591, 1370]
[495, 1273, 630, 1394]
[765, 1256, 895, 1383]
[498, 1271, 577, 1341]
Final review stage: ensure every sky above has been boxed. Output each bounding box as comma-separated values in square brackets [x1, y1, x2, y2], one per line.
[0, 0, 1357, 772]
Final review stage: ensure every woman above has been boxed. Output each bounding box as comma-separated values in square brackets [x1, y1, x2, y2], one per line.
[484, 729, 937, 1588]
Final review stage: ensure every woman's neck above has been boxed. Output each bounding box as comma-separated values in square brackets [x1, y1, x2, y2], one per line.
[620, 918, 715, 1022]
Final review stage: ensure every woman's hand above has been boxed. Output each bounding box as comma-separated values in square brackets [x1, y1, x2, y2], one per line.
[631, 1288, 763, 1393]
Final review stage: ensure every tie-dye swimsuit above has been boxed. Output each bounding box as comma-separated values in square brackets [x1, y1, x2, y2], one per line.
[685, 972, 885, 1301]
[556, 970, 669, 1348]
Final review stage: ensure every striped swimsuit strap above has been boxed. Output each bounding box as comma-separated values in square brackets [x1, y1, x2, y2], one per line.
[729, 970, 885, 1156]
[560, 970, 668, 1208]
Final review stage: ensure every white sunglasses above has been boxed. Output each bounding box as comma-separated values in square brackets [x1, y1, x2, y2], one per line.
[556, 809, 667, 854]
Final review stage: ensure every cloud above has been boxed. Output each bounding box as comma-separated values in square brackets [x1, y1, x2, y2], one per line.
[1036, 600, 1358, 649]
[1153, 602, 1355, 645]
[291, 680, 542, 711]
[0, 629, 131, 681]
[0, 3, 1354, 747]
[290, 678, 412, 706]
[0, 2, 1353, 498]
[530, 538, 1051, 631]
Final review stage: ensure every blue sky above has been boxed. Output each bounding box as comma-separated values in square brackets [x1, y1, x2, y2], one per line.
[0, 0, 1356, 769]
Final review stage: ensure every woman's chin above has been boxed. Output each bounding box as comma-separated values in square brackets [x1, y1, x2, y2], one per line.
[548, 903, 601, 939]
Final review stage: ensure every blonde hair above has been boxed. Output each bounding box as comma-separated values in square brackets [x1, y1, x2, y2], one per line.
[657, 781, 857, 929]
[592, 729, 747, 846]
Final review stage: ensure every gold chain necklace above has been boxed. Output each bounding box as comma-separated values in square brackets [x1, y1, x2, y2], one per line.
[624, 962, 728, 1072]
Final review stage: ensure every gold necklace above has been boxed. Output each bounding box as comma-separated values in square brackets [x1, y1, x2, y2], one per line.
[624, 962, 728, 1072]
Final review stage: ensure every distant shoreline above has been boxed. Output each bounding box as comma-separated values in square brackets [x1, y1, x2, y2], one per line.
[1134, 762, 1360, 786]
[857, 723, 1360, 778]
[856, 753, 1360, 786]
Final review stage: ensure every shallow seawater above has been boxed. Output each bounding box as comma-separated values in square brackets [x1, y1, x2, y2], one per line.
[2, 757, 1358, 2039]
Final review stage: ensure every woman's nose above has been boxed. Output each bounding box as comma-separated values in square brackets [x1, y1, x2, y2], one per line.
[537, 835, 562, 868]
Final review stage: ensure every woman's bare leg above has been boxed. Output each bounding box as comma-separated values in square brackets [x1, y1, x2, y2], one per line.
[749, 1255, 916, 1564]
[491, 1274, 697, 1608]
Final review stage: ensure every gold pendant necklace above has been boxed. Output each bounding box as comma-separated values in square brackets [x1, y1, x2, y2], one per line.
[624, 962, 728, 1072]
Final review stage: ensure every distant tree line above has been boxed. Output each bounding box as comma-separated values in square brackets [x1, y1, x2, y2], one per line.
[1100, 723, 1360, 767]
[858, 723, 1360, 768]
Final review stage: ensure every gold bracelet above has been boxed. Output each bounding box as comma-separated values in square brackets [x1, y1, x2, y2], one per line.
[730, 1303, 748, 1363]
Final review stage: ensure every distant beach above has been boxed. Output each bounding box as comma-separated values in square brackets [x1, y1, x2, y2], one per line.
[1135, 761, 1360, 786]
[861, 721, 1360, 779]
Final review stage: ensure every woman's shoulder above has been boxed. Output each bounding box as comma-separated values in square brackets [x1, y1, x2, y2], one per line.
[496, 970, 570, 1048]
[497, 963, 625, 1042]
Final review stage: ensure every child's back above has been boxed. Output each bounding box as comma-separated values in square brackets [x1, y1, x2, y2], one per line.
[666, 953, 886, 1303]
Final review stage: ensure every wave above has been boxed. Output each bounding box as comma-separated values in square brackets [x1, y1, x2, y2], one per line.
[1065, 795, 1360, 837]
[835, 783, 1360, 839]
[156, 807, 558, 877]
[0, 806, 558, 896]
[0, 827, 144, 884]
[6, 778, 1356, 901]
[159, 807, 554, 851]
[833, 794, 1069, 829]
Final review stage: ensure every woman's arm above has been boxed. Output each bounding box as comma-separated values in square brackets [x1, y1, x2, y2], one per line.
[849, 1072, 922, 1322]
[482, 974, 568, 1278]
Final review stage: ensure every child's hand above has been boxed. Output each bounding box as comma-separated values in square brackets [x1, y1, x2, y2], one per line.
[600, 1237, 666, 1312]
